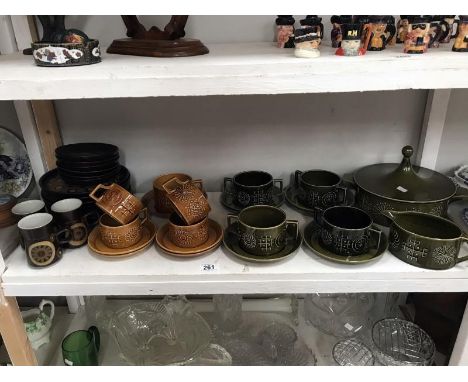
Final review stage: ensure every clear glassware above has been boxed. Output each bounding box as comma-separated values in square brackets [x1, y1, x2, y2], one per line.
[257, 322, 297, 359]
[213, 294, 243, 335]
[218, 338, 273, 366]
[105, 295, 230, 365]
[304, 293, 375, 338]
[372, 318, 435, 366]
[333, 338, 375, 366]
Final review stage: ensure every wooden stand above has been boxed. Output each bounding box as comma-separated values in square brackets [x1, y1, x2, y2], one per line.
[107, 16, 209, 58]
[107, 38, 208, 58]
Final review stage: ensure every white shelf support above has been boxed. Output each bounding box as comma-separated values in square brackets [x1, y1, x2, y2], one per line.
[449, 301, 468, 365]
[416, 89, 452, 170]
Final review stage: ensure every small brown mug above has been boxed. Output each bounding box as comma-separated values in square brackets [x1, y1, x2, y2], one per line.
[162, 178, 211, 225]
[99, 208, 148, 249]
[89, 183, 143, 225]
[153, 173, 203, 214]
[168, 213, 209, 248]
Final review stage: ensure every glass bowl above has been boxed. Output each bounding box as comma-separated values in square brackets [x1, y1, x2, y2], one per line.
[333, 338, 375, 366]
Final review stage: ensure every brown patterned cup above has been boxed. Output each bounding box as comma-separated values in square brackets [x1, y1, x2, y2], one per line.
[167, 213, 209, 248]
[162, 178, 211, 225]
[153, 173, 203, 214]
[90, 183, 143, 225]
[99, 208, 148, 249]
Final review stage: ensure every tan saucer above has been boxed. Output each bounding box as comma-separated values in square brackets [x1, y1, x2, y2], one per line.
[156, 219, 223, 257]
[88, 220, 157, 257]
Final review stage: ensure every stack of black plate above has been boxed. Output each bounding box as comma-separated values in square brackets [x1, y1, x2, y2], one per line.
[56, 143, 121, 185]
[40, 143, 131, 214]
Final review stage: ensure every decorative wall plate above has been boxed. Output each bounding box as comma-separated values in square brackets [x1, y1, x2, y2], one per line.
[0, 127, 32, 198]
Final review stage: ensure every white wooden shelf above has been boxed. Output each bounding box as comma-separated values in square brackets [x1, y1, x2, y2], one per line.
[1, 43, 468, 100]
[3, 192, 468, 297]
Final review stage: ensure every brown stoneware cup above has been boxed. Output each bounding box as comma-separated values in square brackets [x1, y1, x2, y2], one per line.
[99, 208, 148, 249]
[89, 183, 143, 225]
[153, 173, 203, 214]
[162, 178, 211, 225]
[167, 213, 209, 248]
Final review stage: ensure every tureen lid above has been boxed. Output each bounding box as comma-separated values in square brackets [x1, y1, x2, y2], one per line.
[353, 146, 456, 202]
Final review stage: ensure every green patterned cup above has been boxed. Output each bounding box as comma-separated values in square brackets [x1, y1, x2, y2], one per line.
[227, 205, 298, 256]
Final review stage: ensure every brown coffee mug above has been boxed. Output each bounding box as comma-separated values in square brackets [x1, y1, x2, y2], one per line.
[167, 213, 209, 248]
[99, 208, 148, 249]
[153, 173, 203, 214]
[162, 178, 211, 225]
[89, 183, 143, 225]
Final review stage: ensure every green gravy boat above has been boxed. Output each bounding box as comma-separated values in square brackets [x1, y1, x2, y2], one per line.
[382, 210, 468, 270]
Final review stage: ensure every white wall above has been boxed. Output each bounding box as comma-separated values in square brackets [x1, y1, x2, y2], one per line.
[436, 89, 468, 173]
[56, 91, 427, 192]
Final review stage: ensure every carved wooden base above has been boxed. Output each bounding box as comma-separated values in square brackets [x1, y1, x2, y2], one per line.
[107, 38, 209, 57]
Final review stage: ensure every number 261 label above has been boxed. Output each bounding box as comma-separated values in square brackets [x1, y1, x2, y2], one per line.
[201, 264, 215, 271]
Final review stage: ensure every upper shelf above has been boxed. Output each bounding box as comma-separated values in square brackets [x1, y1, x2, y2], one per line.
[1, 42, 468, 100]
[3, 192, 468, 297]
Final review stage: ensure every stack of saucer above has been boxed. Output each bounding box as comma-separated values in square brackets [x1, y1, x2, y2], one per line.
[87, 183, 156, 257]
[154, 174, 223, 257]
[39, 142, 131, 216]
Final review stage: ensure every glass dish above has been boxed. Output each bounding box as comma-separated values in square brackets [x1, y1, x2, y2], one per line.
[333, 338, 375, 366]
[372, 318, 435, 366]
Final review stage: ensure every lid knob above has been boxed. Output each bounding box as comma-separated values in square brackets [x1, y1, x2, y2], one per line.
[397, 145, 414, 174]
[402, 145, 413, 158]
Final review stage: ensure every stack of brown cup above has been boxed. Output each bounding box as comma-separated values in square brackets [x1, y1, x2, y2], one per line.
[89, 183, 147, 250]
[156, 175, 211, 249]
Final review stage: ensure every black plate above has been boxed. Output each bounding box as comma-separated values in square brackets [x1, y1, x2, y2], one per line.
[59, 165, 122, 180]
[40, 166, 131, 199]
[57, 158, 120, 171]
[55, 143, 119, 162]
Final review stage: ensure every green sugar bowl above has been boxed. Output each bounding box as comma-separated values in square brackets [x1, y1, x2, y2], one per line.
[21, 299, 55, 350]
[383, 210, 468, 270]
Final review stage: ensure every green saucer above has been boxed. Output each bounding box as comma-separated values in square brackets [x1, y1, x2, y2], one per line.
[285, 186, 354, 216]
[223, 222, 302, 263]
[303, 221, 388, 265]
[220, 186, 285, 212]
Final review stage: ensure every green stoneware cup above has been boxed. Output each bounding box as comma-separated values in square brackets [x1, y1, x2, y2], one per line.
[382, 210, 468, 270]
[227, 205, 298, 256]
[62, 326, 100, 366]
[295, 170, 347, 208]
[315, 206, 382, 256]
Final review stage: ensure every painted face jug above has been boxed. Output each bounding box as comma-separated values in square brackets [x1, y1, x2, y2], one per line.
[276, 15, 295, 48]
[336, 24, 367, 56]
[294, 27, 321, 58]
[453, 16, 468, 52]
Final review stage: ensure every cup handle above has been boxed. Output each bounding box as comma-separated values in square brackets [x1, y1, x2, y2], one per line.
[39, 299, 55, 321]
[456, 236, 468, 264]
[88, 326, 100, 352]
[273, 179, 283, 193]
[139, 208, 148, 225]
[193, 179, 204, 190]
[452, 19, 460, 39]
[162, 177, 182, 194]
[227, 214, 239, 228]
[223, 178, 233, 193]
[89, 184, 111, 203]
[438, 20, 451, 42]
[385, 23, 396, 46]
[286, 220, 299, 241]
[429, 24, 442, 48]
[319, 23, 324, 39]
[83, 211, 100, 227]
[294, 171, 303, 187]
[336, 186, 347, 204]
[369, 226, 382, 250]
[314, 207, 324, 226]
[55, 228, 72, 246]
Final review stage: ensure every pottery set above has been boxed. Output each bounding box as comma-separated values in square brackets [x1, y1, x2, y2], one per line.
[224, 205, 302, 263]
[40, 143, 131, 218]
[153, 174, 223, 257]
[21, 299, 55, 350]
[88, 183, 156, 257]
[222, 170, 284, 211]
[28, 16, 101, 67]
